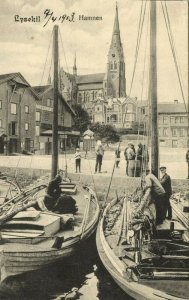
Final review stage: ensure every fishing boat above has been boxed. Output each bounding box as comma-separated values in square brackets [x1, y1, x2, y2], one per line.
[96, 2, 189, 299]
[0, 25, 99, 282]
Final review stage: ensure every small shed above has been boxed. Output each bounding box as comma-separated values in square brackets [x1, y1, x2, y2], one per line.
[83, 129, 95, 151]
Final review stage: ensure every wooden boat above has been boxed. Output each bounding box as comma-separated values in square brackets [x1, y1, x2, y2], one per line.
[96, 2, 188, 299]
[0, 25, 100, 281]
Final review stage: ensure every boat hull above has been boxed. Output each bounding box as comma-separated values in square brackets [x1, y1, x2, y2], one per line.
[96, 201, 189, 300]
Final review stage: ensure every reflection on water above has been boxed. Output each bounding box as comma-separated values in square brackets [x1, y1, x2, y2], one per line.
[0, 240, 133, 300]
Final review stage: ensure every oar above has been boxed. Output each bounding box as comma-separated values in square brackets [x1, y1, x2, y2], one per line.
[80, 195, 91, 239]
[117, 198, 126, 246]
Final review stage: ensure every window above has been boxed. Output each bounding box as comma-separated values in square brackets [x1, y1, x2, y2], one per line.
[172, 140, 178, 148]
[175, 117, 179, 124]
[163, 128, 168, 136]
[36, 111, 41, 122]
[44, 111, 49, 122]
[170, 117, 175, 124]
[11, 103, 17, 114]
[110, 63, 113, 70]
[30, 140, 34, 148]
[0, 100, 2, 109]
[114, 61, 117, 69]
[25, 123, 29, 131]
[25, 105, 29, 113]
[180, 128, 185, 137]
[35, 125, 40, 137]
[47, 99, 53, 107]
[163, 117, 168, 124]
[10, 122, 17, 135]
[0, 119, 2, 128]
[180, 116, 184, 123]
[172, 128, 177, 137]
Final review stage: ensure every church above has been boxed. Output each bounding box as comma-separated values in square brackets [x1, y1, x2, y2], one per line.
[59, 4, 137, 129]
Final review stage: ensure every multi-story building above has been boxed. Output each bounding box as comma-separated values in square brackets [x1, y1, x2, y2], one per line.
[0, 72, 39, 154]
[138, 100, 189, 148]
[33, 85, 79, 154]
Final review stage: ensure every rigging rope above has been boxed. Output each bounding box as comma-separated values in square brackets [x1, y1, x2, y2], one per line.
[39, 30, 53, 86]
[128, 0, 147, 96]
[161, 1, 187, 112]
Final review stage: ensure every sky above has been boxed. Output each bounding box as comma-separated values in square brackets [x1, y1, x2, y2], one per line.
[0, 0, 188, 103]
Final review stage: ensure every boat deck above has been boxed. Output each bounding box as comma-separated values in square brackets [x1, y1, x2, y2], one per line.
[0, 183, 97, 252]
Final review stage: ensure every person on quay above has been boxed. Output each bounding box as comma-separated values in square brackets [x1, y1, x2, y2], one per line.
[136, 143, 143, 175]
[142, 169, 166, 225]
[124, 146, 129, 175]
[95, 140, 105, 173]
[126, 143, 136, 176]
[115, 146, 121, 168]
[160, 166, 172, 220]
[75, 147, 81, 173]
[186, 149, 189, 179]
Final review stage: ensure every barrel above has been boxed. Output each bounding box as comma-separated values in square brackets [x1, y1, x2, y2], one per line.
[128, 160, 141, 177]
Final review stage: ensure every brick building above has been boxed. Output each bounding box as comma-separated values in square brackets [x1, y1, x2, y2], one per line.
[0, 73, 39, 154]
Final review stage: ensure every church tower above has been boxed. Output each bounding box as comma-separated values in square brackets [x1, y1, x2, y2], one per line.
[104, 3, 126, 98]
[73, 53, 77, 76]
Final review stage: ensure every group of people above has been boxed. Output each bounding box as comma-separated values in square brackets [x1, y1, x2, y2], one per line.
[141, 166, 172, 225]
[114, 143, 149, 176]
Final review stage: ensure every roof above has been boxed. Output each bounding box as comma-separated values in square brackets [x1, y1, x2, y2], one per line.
[138, 101, 188, 114]
[33, 85, 51, 94]
[76, 73, 105, 84]
[158, 103, 188, 114]
[78, 83, 103, 91]
[33, 85, 76, 117]
[0, 72, 40, 99]
[41, 130, 80, 136]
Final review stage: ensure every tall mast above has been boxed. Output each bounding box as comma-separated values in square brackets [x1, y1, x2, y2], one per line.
[51, 25, 59, 179]
[150, 1, 159, 177]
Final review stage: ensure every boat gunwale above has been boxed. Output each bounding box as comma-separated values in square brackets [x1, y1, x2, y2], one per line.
[97, 198, 188, 300]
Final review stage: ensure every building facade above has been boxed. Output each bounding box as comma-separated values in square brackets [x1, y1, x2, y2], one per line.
[0, 73, 39, 154]
[33, 85, 79, 154]
[138, 100, 189, 148]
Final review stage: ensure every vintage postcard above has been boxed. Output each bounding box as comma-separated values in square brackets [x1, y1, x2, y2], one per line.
[0, 0, 188, 299]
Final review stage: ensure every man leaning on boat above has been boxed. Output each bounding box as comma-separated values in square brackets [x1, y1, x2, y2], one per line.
[140, 169, 166, 225]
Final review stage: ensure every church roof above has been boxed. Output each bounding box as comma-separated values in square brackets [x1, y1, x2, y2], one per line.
[76, 73, 105, 84]
[78, 83, 103, 91]
[138, 101, 188, 113]
[111, 3, 122, 48]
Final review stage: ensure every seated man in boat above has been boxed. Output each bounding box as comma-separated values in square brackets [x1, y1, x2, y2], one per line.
[141, 169, 166, 225]
[37, 175, 78, 214]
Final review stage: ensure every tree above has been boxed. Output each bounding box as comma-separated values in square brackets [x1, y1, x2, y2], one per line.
[90, 123, 120, 144]
[72, 104, 91, 133]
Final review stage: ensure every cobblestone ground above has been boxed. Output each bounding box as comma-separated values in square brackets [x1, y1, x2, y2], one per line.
[0, 147, 187, 179]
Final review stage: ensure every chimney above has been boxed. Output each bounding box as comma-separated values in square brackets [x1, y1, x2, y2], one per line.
[174, 99, 178, 104]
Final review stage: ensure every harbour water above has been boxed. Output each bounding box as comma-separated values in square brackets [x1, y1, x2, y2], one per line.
[0, 239, 133, 300]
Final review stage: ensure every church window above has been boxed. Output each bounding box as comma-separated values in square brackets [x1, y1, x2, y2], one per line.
[112, 74, 115, 79]
[112, 54, 115, 57]
[114, 61, 117, 69]
[110, 63, 113, 70]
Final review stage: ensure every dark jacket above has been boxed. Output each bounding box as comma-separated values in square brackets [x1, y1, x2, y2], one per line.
[160, 173, 172, 197]
[47, 178, 61, 199]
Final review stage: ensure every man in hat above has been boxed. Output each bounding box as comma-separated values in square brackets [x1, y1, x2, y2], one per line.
[43, 174, 62, 211]
[160, 166, 172, 220]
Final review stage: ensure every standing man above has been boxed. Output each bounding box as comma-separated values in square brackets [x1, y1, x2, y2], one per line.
[124, 145, 129, 175]
[75, 148, 81, 173]
[95, 140, 104, 173]
[160, 166, 172, 220]
[142, 169, 166, 225]
[186, 150, 189, 179]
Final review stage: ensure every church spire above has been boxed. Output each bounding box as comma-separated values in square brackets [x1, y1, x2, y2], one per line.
[73, 53, 77, 76]
[111, 2, 121, 47]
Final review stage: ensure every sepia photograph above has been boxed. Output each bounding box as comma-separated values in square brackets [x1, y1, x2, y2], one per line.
[0, 0, 188, 299]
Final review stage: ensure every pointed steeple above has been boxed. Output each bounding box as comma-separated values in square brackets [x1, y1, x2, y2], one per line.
[73, 53, 77, 76]
[111, 2, 121, 47]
